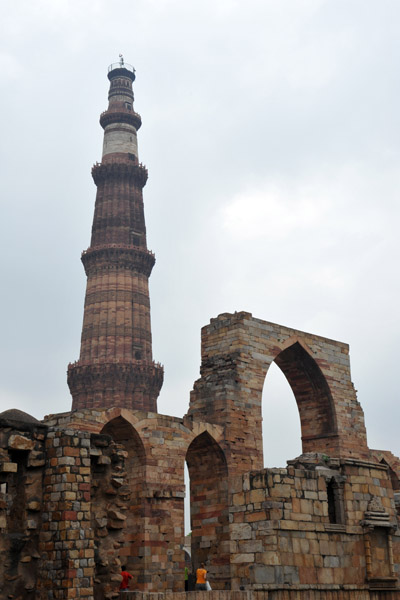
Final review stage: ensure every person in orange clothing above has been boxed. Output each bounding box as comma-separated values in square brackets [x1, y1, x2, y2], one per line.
[196, 562, 207, 590]
[120, 565, 133, 592]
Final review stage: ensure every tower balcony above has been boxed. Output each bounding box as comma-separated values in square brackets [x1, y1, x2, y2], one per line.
[68, 359, 164, 413]
[91, 161, 148, 187]
[107, 62, 135, 82]
[81, 244, 156, 277]
[100, 108, 142, 131]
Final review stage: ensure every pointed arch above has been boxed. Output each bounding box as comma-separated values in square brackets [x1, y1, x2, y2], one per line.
[186, 432, 229, 590]
[262, 361, 301, 466]
[101, 415, 145, 462]
[379, 458, 400, 491]
[99, 416, 145, 586]
[270, 341, 338, 453]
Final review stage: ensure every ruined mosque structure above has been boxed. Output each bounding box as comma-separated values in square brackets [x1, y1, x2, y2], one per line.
[1, 60, 400, 600]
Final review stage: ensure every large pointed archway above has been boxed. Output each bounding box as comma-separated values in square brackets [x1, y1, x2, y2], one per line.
[186, 431, 229, 590]
[189, 313, 367, 470]
[262, 361, 302, 466]
[271, 340, 337, 454]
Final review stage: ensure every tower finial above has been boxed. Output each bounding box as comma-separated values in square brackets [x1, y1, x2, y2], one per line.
[119, 53, 124, 67]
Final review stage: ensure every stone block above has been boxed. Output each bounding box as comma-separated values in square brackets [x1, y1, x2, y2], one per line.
[8, 434, 35, 451]
[259, 551, 280, 565]
[238, 539, 262, 553]
[231, 553, 254, 563]
[230, 523, 252, 540]
[1, 462, 17, 472]
[27, 500, 41, 511]
[252, 565, 276, 584]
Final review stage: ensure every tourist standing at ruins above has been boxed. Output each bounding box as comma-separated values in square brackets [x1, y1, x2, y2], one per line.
[195, 562, 207, 590]
[120, 566, 133, 592]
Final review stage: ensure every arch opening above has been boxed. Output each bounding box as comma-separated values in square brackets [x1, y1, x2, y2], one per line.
[186, 432, 230, 590]
[262, 361, 301, 467]
[273, 342, 336, 454]
[264, 342, 337, 458]
[96, 416, 145, 588]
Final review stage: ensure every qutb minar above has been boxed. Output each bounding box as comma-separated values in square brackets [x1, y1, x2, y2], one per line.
[1, 58, 400, 600]
[67, 57, 163, 412]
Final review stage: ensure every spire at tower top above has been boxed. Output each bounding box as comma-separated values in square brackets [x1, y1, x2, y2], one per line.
[108, 56, 136, 81]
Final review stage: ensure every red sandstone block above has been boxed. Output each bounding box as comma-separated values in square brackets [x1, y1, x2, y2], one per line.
[65, 569, 77, 578]
[63, 510, 77, 520]
[245, 511, 267, 522]
[64, 447, 80, 457]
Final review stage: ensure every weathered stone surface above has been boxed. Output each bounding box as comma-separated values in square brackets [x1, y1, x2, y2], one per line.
[1, 462, 17, 472]
[253, 565, 276, 584]
[8, 434, 35, 451]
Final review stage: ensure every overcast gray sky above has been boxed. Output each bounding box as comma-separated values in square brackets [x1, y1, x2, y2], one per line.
[1, 0, 400, 468]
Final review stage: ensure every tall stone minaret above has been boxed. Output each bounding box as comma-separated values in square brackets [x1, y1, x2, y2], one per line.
[68, 58, 163, 412]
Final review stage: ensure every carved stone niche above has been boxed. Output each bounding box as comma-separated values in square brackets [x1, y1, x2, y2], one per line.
[361, 496, 398, 590]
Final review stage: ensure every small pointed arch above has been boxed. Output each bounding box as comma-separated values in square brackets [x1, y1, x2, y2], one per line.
[379, 458, 400, 491]
[271, 341, 337, 450]
[101, 415, 145, 462]
[186, 430, 227, 474]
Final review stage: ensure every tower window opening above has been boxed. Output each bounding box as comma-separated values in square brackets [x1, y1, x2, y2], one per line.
[131, 231, 141, 245]
[125, 103, 132, 110]
[326, 476, 345, 525]
[327, 478, 337, 523]
[133, 344, 142, 360]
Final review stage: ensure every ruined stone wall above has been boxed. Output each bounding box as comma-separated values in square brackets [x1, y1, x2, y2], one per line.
[229, 456, 399, 590]
[0, 413, 46, 599]
[189, 312, 369, 471]
[36, 428, 95, 599]
[44, 408, 192, 593]
[1, 315, 400, 597]
[44, 407, 233, 592]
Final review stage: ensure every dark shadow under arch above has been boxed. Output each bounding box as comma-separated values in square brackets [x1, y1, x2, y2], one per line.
[101, 415, 145, 460]
[272, 342, 337, 452]
[379, 458, 400, 491]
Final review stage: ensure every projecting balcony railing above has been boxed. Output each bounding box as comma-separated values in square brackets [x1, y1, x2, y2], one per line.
[108, 61, 135, 74]
[81, 243, 155, 257]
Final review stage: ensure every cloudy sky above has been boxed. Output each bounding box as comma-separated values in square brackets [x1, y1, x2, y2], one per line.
[1, 0, 400, 468]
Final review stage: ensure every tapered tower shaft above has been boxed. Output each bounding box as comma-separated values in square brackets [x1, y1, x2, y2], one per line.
[68, 60, 163, 412]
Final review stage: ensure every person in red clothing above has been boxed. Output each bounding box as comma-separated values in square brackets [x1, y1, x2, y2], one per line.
[120, 566, 133, 592]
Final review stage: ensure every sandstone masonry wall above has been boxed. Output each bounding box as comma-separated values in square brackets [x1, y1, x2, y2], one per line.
[2, 314, 399, 597]
[0, 413, 46, 599]
[189, 312, 368, 472]
[228, 457, 399, 590]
